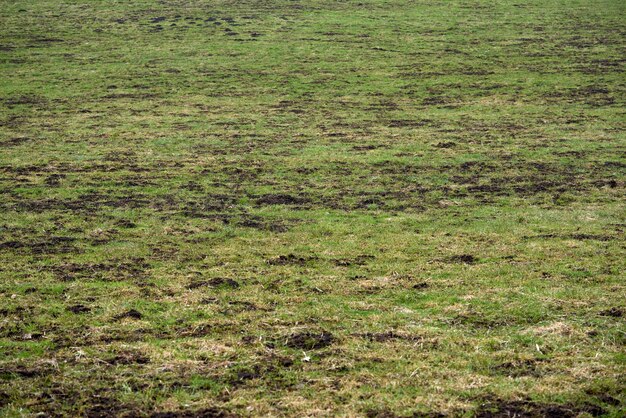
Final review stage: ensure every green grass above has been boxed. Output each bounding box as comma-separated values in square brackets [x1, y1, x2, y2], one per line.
[1, 0, 625, 416]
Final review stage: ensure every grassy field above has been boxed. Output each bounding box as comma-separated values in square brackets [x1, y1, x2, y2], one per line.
[1, 0, 625, 416]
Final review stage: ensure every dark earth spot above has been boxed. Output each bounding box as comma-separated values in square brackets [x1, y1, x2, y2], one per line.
[1, 137, 31, 147]
[475, 398, 605, 417]
[84, 396, 140, 418]
[526, 233, 614, 242]
[230, 367, 261, 384]
[0, 391, 9, 408]
[332, 254, 375, 266]
[115, 219, 137, 228]
[227, 301, 266, 311]
[0, 236, 78, 255]
[49, 259, 149, 282]
[599, 307, 623, 318]
[188, 277, 240, 289]
[150, 408, 236, 418]
[44, 173, 65, 187]
[1, 364, 56, 379]
[357, 331, 422, 342]
[113, 309, 142, 321]
[284, 330, 334, 349]
[433, 141, 456, 148]
[445, 254, 477, 264]
[255, 193, 310, 206]
[267, 254, 317, 266]
[352, 144, 385, 151]
[67, 304, 91, 314]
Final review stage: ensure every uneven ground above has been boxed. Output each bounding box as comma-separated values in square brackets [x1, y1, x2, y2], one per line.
[1, 0, 625, 416]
